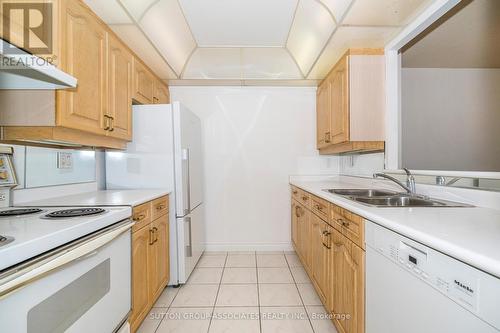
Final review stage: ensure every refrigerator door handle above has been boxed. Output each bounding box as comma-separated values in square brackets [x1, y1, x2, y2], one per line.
[185, 217, 193, 258]
[183, 148, 191, 216]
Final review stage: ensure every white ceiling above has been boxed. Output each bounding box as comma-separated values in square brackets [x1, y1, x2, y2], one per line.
[84, 0, 435, 84]
[179, 0, 298, 47]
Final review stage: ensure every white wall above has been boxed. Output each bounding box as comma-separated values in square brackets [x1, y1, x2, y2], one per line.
[340, 152, 385, 177]
[170, 86, 339, 251]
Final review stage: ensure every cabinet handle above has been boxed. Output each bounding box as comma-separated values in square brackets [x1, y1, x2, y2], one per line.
[103, 115, 110, 130]
[292, 190, 298, 195]
[153, 227, 159, 243]
[302, 196, 308, 201]
[149, 228, 155, 245]
[156, 204, 165, 211]
[337, 218, 350, 228]
[133, 213, 146, 221]
[315, 204, 323, 211]
[325, 132, 331, 143]
[295, 206, 300, 218]
[109, 116, 115, 132]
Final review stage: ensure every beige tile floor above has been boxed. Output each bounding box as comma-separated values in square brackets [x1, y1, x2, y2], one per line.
[137, 251, 338, 333]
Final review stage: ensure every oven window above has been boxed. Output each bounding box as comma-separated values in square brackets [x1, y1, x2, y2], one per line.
[27, 259, 111, 333]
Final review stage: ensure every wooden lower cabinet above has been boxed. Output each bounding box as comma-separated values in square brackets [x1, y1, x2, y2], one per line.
[130, 226, 150, 328]
[148, 214, 170, 302]
[291, 187, 365, 333]
[292, 199, 312, 271]
[130, 195, 170, 333]
[331, 228, 365, 333]
[291, 201, 299, 249]
[310, 213, 330, 303]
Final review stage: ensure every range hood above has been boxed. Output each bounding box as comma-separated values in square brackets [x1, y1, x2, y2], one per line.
[0, 39, 77, 89]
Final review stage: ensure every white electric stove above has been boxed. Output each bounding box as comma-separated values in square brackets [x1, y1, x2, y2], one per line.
[0, 205, 133, 333]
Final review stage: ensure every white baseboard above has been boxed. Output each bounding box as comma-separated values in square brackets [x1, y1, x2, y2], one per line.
[204, 242, 293, 252]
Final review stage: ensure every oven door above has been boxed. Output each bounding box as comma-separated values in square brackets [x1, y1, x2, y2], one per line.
[0, 220, 132, 333]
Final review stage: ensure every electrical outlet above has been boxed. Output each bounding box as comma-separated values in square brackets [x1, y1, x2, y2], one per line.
[0, 193, 6, 201]
[57, 152, 73, 169]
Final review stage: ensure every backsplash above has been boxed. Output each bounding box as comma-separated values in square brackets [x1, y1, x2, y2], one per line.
[339, 152, 385, 177]
[0, 144, 105, 205]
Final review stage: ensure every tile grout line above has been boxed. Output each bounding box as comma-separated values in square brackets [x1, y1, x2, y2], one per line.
[152, 273, 183, 333]
[285, 253, 317, 333]
[255, 251, 263, 333]
[206, 252, 228, 333]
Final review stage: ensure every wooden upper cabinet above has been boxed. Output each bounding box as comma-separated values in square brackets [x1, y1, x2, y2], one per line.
[0, 0, 170, 149]
[133, 58, 155, 104]
[330, 57, 349, 145]
[154, 80, 170, 104]
[317, 49, 385, 154]
[108, 34, 133, 140]
[316, 81, 331, 149]
[56, 0, 107, 136]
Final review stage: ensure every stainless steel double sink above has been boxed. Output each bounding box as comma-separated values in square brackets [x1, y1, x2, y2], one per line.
[324, 189, 472, 207]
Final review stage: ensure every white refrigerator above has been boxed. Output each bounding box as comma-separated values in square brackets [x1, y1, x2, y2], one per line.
[105, 102, 205, 285]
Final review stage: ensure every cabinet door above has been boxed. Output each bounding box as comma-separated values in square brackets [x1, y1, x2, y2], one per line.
[291, 201, 299, 250]
[311, 215, 329, 302]
[156, 214, 170, 297]
[316, 81, 331, 148]
[57, 0, 107, 135]
[133, 58, 154, 104]
[130, 226, 150, 331]
[149, 216, 170, 302]
[330, 56, 349, 144]
[108, 34, 133, 140]
[147, 224, 158, 303]
[299, 208, 311, 271]
[332, 230, 365, 333]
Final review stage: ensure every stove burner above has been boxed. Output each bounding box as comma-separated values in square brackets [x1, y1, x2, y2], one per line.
[44, 208, 106, 218]
[0, 208, 43, 217]
[0, 235, 14, 247]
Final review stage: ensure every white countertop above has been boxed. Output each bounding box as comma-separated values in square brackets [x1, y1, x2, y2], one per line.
[290, 176, 500, 279]
[19, 189, 171, 207]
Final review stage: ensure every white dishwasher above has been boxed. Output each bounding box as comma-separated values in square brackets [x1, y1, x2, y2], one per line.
[365, 221, 500, 333]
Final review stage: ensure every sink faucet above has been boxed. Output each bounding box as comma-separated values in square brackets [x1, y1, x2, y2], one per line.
[403, 168, 416, 194]
[373, 170, 416, 195]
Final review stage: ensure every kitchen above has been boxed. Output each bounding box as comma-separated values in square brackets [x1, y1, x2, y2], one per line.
[0, 0, 499, 332]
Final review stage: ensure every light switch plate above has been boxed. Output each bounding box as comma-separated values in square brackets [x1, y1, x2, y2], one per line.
[57, 152, 73, 169]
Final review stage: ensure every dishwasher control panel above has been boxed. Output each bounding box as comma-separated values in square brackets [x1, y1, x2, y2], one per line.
[366, 221, 500, 331]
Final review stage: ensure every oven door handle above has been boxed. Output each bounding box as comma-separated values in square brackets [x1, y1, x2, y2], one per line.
[0, 220, 134, 299]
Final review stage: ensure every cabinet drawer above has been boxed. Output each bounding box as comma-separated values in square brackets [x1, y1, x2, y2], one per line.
[298, 190, 311, 208]
[331, 204, 365, 249]
[311, 195, 330, 221]
[291, 186, 301, 201]
[152, 196, 169, 220]
[132, 202, 152, 232]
